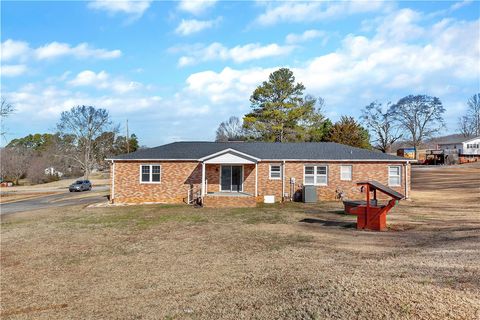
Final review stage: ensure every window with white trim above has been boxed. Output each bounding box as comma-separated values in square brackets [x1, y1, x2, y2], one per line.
[340, 165, 352, 181]
[388, 166, 401, 186]
[304, 165, 328, 186]
[269, 165, 281, 179]
[140, 164, 161, 183]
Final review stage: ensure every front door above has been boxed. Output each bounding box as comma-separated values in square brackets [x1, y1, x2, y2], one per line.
[220, 165, 243, 192]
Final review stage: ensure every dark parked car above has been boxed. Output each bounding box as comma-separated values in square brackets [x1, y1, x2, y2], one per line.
[69, 180, 92, 192]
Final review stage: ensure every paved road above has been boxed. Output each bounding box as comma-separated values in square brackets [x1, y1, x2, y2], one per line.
[0, 187, 109, 215]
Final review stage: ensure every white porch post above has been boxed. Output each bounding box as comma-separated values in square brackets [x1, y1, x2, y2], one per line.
[255, 162, 258, 197]
[201, 161, 206, 198]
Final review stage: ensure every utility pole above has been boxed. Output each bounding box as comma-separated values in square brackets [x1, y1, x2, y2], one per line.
[126, 119, 130, 153]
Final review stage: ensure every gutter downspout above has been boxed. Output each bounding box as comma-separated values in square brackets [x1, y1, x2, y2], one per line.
[404, 161, 409, 199]
[255, 162, 258, 197]
[111, 160, 115, 203]
[282, 160, 286, 202]
[201, 161, 206, 199]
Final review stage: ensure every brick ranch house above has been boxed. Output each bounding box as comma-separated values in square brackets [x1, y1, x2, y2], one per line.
[107, 142, 412, 207]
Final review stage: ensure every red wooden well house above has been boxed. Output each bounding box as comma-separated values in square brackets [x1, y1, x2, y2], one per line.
[343, 180, 405, 231]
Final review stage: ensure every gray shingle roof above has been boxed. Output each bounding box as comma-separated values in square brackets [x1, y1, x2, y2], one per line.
[108, 142, 410, 162]
[437, 135, 480, 145]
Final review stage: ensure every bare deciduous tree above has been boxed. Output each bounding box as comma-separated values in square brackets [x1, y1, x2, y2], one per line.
[458, 93, 480, 137]
[390, 95, 445, 158]
[361, 102, 402, 153]
[1, 98, 15, 139]
[0, 147, 31, 185]
[458, 115, 474, 137]
[215, 116, 245, 142]
[56, 105, 116, 178]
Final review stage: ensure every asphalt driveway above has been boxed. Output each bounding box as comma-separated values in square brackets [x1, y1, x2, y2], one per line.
[0, 186, 109, 215]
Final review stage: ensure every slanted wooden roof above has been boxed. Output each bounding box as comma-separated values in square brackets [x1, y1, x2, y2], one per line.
[356, 180, 405, 200]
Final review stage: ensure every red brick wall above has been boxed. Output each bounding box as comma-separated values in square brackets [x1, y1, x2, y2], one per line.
[257, 162, 283, 200]
[203, 195, 257, 208]
[257, 161, 410, 202]
[112, 161, 410, 204]
[112, 161, 201, 204]
[459, 155, 480, 163]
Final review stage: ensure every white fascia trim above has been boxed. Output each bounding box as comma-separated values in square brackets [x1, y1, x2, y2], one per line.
[106, 158, 198, 162]
[261, 159, 414, 162]
[107, 157, 414, 163]
[197, 148, 261, 162]
[461, 136, 480, 144]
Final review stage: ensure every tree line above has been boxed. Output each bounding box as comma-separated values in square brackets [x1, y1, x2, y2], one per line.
[1, 105, 138, 184]
[1, 69, 478, 184]
[216, 68, 478, 157]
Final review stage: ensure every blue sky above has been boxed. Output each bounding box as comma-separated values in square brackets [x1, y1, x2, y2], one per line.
[1, 0, 479, 147]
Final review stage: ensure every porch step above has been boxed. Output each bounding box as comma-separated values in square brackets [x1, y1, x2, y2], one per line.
[203, 195, 257, 208]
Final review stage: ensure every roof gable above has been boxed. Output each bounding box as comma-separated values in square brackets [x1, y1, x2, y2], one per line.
[201, 149, 259, 164]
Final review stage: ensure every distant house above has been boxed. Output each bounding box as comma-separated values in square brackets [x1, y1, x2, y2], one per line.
[106, 142, 412, 208]
[44, 167, 64, 177]
[437, 136, 480, 164]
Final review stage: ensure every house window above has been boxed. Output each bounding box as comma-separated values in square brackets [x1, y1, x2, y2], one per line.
[388, 166, 401, 186]
[340, 165, 352, 181]
[269, 165, 281, 179]
[304, 165, 328, 186]
[140, 164, 161, 183]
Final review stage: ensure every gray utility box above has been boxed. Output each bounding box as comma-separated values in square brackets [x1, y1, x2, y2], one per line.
[302, 185, 317, 203]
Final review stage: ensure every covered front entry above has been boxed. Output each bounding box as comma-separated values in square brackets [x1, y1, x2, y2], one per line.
[199, 148, 260, 203]
[221, 165, 243, 192]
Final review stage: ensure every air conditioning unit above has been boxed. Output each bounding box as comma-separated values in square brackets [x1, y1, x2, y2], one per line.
[302, 185, 317, 203]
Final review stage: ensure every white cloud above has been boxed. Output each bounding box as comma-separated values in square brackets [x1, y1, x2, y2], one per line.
[35, 42, 122, 60]
[181, 12, 479, 120]
[255, 0, 390, 26]
[1, 64, 28, 77]
[175, 17, 221, 36]
[69, 70, 142, 94]
[374, 8, 424, 42]
[185, 67, 275, 103]
[177, 42, 295, 66]
[4, 81, 161, 120]
[450, 0, 473, 11]
[1, 39, 121, 63]
[1, 39, 30, 62]
[285, 29, 327, 44]
[87, 0, 152, 19]
[178, 0, 217, 15]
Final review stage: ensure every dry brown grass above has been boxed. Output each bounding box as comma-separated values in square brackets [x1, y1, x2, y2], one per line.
[0, 192, 61, 203]
[1, 165, 479, 319]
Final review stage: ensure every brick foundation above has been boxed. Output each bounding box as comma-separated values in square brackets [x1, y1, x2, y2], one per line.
[203, 195, 257, 208]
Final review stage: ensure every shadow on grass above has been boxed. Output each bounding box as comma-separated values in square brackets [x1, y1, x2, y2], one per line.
[299, 218, 356, 229]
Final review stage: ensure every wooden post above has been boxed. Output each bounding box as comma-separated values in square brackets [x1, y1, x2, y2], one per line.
[366, 184, 370, 210]
[365, 184, 370, 229]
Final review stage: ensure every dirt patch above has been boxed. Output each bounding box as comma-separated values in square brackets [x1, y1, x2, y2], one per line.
[1, 166, 479, 319]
